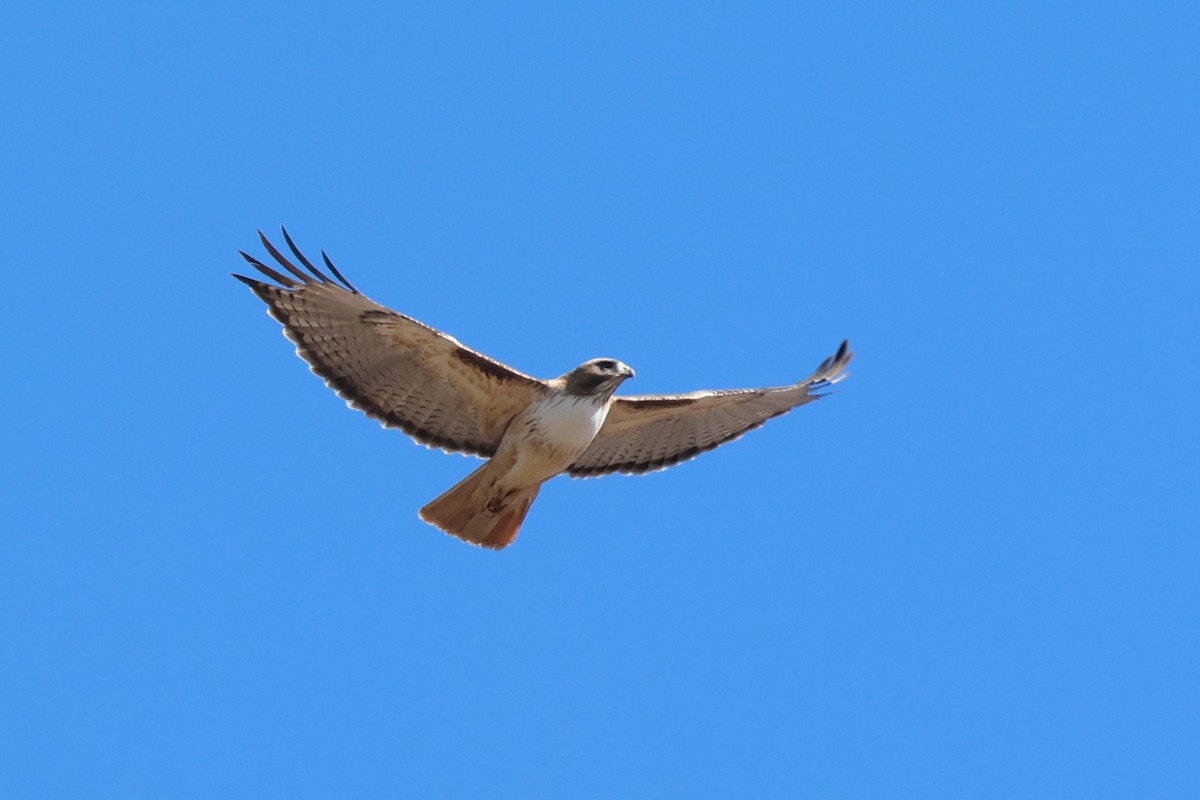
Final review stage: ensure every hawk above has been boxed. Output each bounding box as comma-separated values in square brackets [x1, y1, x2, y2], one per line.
[234, 230, 853, 549]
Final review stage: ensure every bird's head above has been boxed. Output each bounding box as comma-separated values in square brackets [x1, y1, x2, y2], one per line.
[560, 358, 635, 397]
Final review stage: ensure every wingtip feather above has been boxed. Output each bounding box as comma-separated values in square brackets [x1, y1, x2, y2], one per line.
[258, 229, 318, 285]
[280, 226, 339, 286]
[805, 339, 854, 390]
[320, 249, 359, 294]
[237, 250, 301, 288]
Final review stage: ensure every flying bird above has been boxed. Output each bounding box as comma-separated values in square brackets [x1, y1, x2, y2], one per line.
[234, 230, 853, 550]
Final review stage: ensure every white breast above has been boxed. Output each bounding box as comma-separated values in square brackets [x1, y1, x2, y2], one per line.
[526, 393, 610, 454]
[494, 392, 613, 489]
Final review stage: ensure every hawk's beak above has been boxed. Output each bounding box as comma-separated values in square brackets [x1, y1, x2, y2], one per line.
[620, 363, 635, 379]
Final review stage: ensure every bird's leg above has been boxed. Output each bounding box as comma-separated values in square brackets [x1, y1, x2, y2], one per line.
[484, 485, 519, 515]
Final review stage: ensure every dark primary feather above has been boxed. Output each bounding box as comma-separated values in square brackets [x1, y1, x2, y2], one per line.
[280, 228, 358, 292]
[568, 340, 853, 477]
[233, 229, 546, 457]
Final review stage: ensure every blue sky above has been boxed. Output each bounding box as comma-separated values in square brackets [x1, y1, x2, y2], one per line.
[2, 2, 1197, 797]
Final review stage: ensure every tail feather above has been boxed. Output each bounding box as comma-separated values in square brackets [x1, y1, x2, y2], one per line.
[419, 464, 541, 550]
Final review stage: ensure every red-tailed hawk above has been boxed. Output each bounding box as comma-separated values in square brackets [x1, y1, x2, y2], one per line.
[235, 230, 853, 549]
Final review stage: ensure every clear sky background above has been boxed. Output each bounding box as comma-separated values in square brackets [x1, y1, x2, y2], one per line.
[2, 2, 1197, 797]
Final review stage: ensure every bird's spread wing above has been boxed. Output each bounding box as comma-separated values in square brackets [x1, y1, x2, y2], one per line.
[234, 230, 546, 457]
[568, 340, 853, 477]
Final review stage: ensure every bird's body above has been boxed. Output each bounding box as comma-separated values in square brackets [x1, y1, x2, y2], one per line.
[235, 230, 852, 549]
[420, 378, 624, 547]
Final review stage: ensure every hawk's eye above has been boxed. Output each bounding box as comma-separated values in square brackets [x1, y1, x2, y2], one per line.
[596, 360, 616, 371]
